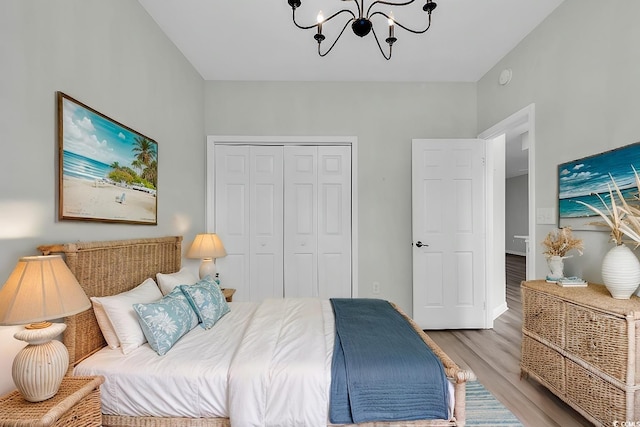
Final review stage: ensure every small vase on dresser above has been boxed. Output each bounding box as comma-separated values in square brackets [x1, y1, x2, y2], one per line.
[601, 243, 640, 299]
[546, 255, 565, 280]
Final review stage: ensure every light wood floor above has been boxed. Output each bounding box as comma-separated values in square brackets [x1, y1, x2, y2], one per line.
[428, 254, 592, 427]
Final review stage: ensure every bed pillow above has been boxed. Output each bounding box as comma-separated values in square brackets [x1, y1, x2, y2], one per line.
[180, 276, 230, 329]
[156, 267, 199, 296]
[91, 278, 163, 354]
[133, 287, 199, 355]
[91, 299, 120, 349]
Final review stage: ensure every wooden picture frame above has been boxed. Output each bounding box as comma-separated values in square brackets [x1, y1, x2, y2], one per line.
[58, 92, 158, 225]
[558, 141, 640, 230]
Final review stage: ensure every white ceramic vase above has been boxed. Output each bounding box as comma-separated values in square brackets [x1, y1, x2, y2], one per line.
[601, 244, 640, 299]
[546, 255, 564, 279]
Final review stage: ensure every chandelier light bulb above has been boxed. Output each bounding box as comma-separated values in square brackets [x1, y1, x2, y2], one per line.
[315, 10, 325, 42]
[388, 12, 394, 27]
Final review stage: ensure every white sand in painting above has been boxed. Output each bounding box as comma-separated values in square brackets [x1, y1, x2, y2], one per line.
[63, 176, 156, 223]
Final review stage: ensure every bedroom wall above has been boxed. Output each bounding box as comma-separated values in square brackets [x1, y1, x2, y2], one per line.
[505, 175, 528, 256]
[0, 0, 205, 395]
[477, 0, 640, 282]
[204, 81, 478, 315]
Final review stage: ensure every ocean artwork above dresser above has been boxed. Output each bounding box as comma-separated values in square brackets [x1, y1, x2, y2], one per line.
[558, 140, 640, 230]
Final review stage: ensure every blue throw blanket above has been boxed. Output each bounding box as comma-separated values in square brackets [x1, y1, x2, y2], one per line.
[329, 298, 450, 424]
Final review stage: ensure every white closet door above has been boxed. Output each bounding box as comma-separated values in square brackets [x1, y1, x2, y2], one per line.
[284, 146, 352, 298]
[284, 146, 318, 297]
[215, 145, 283, 301]
[317, 146, 352, 298]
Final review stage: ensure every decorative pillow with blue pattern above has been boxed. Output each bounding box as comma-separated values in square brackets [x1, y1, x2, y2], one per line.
[133, 287, 199, 355]
[180, 275, 230, 329]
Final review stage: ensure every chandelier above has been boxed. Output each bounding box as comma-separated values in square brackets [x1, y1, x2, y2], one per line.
[286, 0, 437, 60]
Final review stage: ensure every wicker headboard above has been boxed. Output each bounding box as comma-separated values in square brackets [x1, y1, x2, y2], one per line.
[38, 236, 182, 371]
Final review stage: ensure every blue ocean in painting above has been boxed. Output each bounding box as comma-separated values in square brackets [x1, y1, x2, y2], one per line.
[559, 143, 640, 218]
[63, 150, 112, 182]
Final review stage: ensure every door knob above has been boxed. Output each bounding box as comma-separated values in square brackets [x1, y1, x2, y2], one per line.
[415, 241, 428, 248]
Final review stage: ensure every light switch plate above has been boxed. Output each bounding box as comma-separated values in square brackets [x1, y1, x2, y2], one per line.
[536, 207, 556, 225]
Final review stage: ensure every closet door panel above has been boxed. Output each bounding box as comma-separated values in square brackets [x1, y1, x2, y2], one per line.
[215, 145, 284, 301]
[289, 253, 316, 298]
[215, 146, 251, 300]
[284, 146, 318, 297]
[318, 146, 352, 298]
[250, 147, 284, 300]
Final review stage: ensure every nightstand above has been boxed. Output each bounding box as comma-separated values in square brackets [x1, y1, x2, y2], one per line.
[0, 376, 104, 427]
[222, 288, 236, 302]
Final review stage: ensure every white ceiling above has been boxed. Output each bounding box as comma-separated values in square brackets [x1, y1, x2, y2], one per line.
[137, 0, 564, 83]
[138, 0, 554, 177]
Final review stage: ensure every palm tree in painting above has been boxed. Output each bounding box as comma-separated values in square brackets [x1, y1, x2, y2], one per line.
[110, 161, 121, 170]
[142, 160, 157, 187]
[132, 136, 157, 167]
[133, 136, 157, 189]
[131, 159, 143, 175]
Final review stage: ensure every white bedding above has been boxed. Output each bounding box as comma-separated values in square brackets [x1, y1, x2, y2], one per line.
[75, 298, 453, 426]
[75, 301, 259, 418]
[75, 299, 335, 425]
[228, 298, 334, 426]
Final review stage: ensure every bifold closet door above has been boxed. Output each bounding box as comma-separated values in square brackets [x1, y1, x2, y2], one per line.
[284, 146, 352, 298]
[215, 144, 352, 301]
[214, 145, 284, 301]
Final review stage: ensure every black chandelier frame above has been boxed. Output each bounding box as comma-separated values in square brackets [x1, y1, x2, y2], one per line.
[287, 0, 437, 60]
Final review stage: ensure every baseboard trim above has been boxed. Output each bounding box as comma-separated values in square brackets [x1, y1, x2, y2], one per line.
[493, 302, 509, 320]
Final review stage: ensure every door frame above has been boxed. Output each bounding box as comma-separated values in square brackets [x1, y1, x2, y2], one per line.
[206, 135, 359, 297]
[478, 104, 536, 321]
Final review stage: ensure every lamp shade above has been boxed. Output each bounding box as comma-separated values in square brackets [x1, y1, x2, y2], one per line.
[187, 233, 227, 260]
[0, 255, 91, 326]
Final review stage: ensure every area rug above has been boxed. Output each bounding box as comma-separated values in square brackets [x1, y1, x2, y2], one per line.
[465, 381, 523, 426]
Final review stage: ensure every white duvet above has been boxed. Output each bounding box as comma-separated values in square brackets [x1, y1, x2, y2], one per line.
[75, 298, 335, 426]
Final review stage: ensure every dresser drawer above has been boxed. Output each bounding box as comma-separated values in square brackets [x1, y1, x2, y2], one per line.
[566, 359, 626, 427]
[522, 288, 564, 347]
[521, 334, 565, 394]
[565, 302, 628, 383]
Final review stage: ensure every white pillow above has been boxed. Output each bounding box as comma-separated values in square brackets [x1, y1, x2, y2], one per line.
[91, 278, 162, 354]
[91, 299, 120, 349]
[156, 267, 199, 296]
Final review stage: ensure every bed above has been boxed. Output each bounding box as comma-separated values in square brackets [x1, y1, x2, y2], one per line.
[38, 236, 475, 427]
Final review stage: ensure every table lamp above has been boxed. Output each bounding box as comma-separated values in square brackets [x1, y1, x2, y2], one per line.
[187, 233, 227, 279]
[0, 255, 90, 402]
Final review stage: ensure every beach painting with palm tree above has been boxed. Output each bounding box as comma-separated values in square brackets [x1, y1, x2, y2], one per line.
[58, 92, 158, 224]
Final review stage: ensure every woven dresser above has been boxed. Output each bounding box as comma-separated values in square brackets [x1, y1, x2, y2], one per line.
[521, 280, 640, 426]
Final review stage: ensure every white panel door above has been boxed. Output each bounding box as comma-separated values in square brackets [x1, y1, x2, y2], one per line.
[251, 147, 284, 300]
[215, 145, 283, 301]
[283, 146, 352, 298]
[215, 145, 250, 300]
[317, 146, 352, 298]
[412, 139, 486, 329]
[284, 146, 318, 297]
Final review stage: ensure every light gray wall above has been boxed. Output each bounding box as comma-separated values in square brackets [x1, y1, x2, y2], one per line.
[477, 0, 640, 281]
[0, 0, 205, 395]
[205, 81, 478, 314]
[505, 175, 529, 255]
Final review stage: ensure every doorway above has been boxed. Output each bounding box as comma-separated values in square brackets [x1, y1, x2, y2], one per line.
[479, 104, 536, 320]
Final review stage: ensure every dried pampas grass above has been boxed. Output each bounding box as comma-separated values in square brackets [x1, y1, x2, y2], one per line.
[542, 227, 583, 258]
